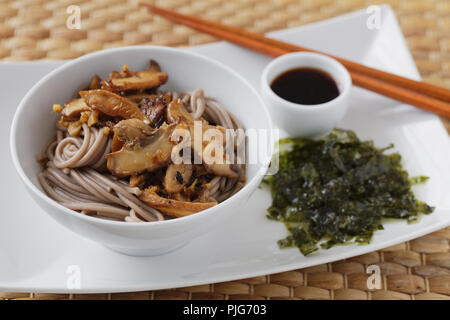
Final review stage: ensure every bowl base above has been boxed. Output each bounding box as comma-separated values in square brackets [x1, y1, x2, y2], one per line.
[104, 241, 189, 257]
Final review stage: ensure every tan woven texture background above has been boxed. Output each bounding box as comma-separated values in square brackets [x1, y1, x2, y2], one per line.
[1, 0, 449, 300]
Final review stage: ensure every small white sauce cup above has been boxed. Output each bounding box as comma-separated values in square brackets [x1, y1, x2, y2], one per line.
[261, 52, 352, 137]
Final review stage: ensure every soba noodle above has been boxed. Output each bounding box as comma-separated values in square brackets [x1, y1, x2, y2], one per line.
[39, 88, 245, 222]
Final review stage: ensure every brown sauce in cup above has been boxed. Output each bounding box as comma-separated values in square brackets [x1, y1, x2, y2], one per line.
[270, 67, 339, 105]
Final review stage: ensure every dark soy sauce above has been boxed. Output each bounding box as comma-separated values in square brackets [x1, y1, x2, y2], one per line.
[270, 67, 339, 105]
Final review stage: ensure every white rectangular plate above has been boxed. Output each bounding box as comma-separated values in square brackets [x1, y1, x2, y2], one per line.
[1, 5, 449, 293]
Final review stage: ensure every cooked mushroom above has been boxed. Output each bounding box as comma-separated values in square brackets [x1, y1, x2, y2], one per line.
[172, 192, 190, 202]
[164, 163, 193, 193]
[194, 164, 209, 176]
[166, 98, 194, 123]
[129, 173, 148, 188]
[106, 121, 175, 176]
[126, 93, 158, 104]
[166, 100, 236, 178]
[88, 74, 101, 90]
[140, 93, 171, 127]
[201, 138, 239, 178]
[61, 98, 91, 119]
[113, 118, 155, 144]
[148, 59, 161, 72]
[102, 61, 167, 92]
[204, 163, 239, 179]
[139, 187, 217, 217]
[67, 120, 82, 136]
[79, 89, 148, 123]
[87, 109, 99, 127]
[107, 70, 168, 92]
[111, 134, 123, 152]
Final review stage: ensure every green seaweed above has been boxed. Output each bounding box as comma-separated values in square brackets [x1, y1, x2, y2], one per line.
[263, 129, 434, 256]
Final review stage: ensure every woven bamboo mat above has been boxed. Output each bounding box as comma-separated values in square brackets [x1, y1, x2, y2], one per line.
[1, 0, 449, 300]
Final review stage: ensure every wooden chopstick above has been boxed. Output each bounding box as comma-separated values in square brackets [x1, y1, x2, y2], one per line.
[140, 2, 450, 118]
[143, 3, 450, 104]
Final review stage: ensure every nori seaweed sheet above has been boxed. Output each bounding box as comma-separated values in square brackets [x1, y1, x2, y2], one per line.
[263, 129, 434, 256]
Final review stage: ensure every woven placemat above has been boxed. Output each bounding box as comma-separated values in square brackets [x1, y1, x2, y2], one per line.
[1, 0, 449, 300]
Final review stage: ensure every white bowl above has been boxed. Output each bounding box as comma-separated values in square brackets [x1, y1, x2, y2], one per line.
[10, 46, 273, 256]
[261, 52, 351, 137]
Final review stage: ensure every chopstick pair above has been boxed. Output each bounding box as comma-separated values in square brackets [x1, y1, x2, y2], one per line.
[140, 2, 450, 119]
